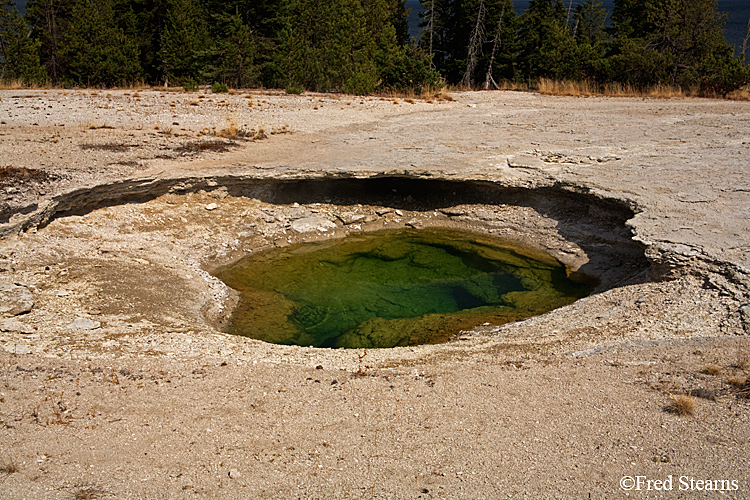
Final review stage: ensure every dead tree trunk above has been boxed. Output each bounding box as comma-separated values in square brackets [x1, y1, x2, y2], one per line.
[483, 6, 505, 90]
[427, 0, 436, 67]
[461, 0, 485, 88]
[742, 15, 750, 59]
[566, 0, 574, 26]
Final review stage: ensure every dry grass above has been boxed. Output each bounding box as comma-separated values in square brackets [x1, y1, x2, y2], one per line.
[376, 84, 451, 102]
[73, 483, 107, 499]
[738, 377, 750, 398]
[726, 87, 750, 101]
[215, 121, 268, 140]
[647, 83, 687, 99]
[0, 78, 52, 90]
[734, 347, 749, 370]
[727, 375, 745, 388]
[496, 80, 530, 92]
[527, 78, 746, 100]
[666, 393, 697, 416]
[538, 78, 596, 97]
[79, 142, 130, 152]
[601, 81, 640, 97]
[700, 364, 722, 376]
[0, 455, 19, 479]
[0, 166, 51, 188]
[174, 139, 235, 154]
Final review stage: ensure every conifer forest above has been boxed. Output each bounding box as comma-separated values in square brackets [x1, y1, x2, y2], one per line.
[0, 0, 748, 94]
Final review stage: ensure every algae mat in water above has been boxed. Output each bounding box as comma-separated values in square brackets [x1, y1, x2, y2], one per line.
[216, 228, 594, 348]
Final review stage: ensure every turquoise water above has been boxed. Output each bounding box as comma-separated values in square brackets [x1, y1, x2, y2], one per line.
[216, 228, 595, 348]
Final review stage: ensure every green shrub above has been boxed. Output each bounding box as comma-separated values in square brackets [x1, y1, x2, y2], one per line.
[211, 81, 229, 93]
[342, 68, 378, 95]
[182, 77, 199, 91]
[285, 85, 303, 95]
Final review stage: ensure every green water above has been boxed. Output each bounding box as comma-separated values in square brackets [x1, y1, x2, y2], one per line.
[215, 228, 595, 348]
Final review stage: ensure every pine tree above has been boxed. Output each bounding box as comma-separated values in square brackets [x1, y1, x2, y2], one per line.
[25, 0, 73, 83]
[120, 0, 163, 84]
[517, 0, 576, 81]
[573, 0, 607, 45]
[607, 0, 749, 93]
[209, 9, 257, 88]
[0, 0, 46, 82]
[273, 0, 379, 94]
[571, 0, 608, 81]
[375, 20, 440, 92]
[161, 0, 210, 87]
[60, 0, 141, 86]
[418, 0, 453, 73]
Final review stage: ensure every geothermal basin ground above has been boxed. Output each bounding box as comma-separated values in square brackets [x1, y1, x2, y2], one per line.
[0, 89, 749, 499]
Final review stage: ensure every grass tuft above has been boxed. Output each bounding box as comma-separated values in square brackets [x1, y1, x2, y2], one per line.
[538, 78, 595, 97]
[734, 347, 749, 371]
[727, 375, 745, 388]
[738, 377, 750, 398]
[726, 87, 750, 101]
[73, 483, 107, 500]
[215, 121, 267, 141]
[700, 364, 722, 376]
[0, 455, 19, 479]
[665, 393, 696, 416]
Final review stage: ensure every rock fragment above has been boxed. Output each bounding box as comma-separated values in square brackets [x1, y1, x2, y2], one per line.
[337, 213, 373, 225]
[0, 318, 35, 334]
[291, 217, 336, 233]
[3, 344, 31, 354]
[0, 281, 34, 317]
[66, 317, 101, 330]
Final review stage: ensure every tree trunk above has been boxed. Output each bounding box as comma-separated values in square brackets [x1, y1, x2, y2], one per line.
[483, 6, 505, 90]
[461, 0, 485, 88]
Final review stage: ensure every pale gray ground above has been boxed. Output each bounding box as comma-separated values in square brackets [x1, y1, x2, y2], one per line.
[0, 89, 748, 499]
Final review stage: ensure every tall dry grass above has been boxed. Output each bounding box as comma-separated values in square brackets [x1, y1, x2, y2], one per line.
[2, 77, 748, 102]
[0, 78, 53, 90]
[376, 83, 452, 101]
[538, 78, 596, 96]
[535, 78, 750, 100]
[726, 87, 750, 101]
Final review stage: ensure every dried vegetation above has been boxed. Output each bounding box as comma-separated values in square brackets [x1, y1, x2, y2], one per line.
[666, 393, 697, 416]
[0, 166, 51, 188]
